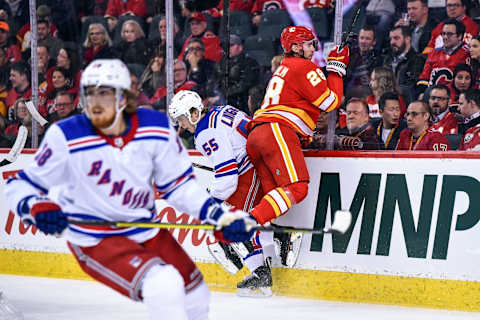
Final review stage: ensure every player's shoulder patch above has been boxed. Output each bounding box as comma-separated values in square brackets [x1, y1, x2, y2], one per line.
[136, 108, 170, 129]
[195, 107, 220, 138]
[57, 114, 96, 141]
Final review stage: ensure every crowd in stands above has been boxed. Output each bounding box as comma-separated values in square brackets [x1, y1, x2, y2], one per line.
[0, 0, 479, 151]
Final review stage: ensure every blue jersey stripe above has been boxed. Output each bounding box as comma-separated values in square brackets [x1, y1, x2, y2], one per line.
[215, 170, 239, 178]
[162, 175, 195, 200]
[133, 136, 168, 142]
[214, 159, 236, 170]
[70, 143, 109, 154]
[156, 166, 193, 190]
[18, 171, 48, 193]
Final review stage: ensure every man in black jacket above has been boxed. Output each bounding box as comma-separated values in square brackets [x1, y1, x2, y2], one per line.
[214, 34, 260, 113]
[371, 92, 407, 149]
[383, 26, 425, 105]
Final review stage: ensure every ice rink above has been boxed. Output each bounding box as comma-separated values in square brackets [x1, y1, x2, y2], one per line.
[1, 274, 479, 320]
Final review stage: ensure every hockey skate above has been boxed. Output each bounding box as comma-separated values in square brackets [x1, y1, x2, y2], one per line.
[274, 230, 303, 267]
[207, 242, 244, 274]
[236, 258, 272, 298]
[0, 291, 23, 320]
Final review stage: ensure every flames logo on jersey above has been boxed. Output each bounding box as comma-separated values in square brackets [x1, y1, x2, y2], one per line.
[430, 67, 453, 85]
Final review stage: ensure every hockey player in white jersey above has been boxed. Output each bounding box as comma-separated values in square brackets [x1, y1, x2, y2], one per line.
[4, 59, 256, 320]
[169, 90, 275, 297]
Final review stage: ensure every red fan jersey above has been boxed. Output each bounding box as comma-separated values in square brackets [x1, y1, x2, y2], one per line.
[429, 111, 459, 134]
[396, 129, 450, 150]
[423, 15, 479, 54]
[250, 56, 342, 137]
[417, 46, 470, 88]
[178, 32, 222, 62]
[251, 0, 286, 13]
[459, 123, 480, 150]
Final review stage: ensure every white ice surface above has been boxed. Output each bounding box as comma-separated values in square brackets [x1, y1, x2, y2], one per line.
[1, 274, 479, 320]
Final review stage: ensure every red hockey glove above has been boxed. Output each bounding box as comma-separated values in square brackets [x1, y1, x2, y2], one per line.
[326, 45, 350, 76]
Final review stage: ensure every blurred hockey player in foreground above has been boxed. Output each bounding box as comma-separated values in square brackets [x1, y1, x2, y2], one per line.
[4, 59, 255, 320]
[169, 90, 275, 297]
[246, 26, 349, 267]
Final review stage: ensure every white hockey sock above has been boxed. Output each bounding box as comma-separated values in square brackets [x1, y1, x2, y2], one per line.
[142, 264, 188, 320]
[185, 282, 210, 320]
[243, 250, 264, 272]
[259, 231, 276, 262]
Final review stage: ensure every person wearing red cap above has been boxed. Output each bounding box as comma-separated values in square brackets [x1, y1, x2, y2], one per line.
[245, 26, 349, 255]
[178, 12, 222, 63]
[0, 21, 20, 63]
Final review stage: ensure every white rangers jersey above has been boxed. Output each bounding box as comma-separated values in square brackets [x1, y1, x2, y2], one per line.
[5, 109, 213, 247]
[194, 106, 253, 201]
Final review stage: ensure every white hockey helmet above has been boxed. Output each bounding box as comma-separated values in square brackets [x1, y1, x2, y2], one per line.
[80, 59, 131, 130]
[168, 90, 204, 125]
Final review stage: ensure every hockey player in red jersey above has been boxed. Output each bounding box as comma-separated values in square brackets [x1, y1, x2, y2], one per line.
[4, 59, 255, 320]
[245, 26, 348, 277]
[396, 100, 450, 150]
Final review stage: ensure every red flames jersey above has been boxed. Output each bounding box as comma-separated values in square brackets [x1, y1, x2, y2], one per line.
[423, 15, 479, 54]
[429, 111, 459, 134]
[459, 123, 480, 150]
[396, 129, 450, 150]
[251, 56, 342, 137]
[417, 46, 470, 87]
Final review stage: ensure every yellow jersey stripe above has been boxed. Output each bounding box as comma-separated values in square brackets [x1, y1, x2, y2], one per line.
[271, 123, 299, 183]
[265, 194, 281, 217]
[277, 187, 292, 208]
[255, 105, 316, 129]
[312, 88, 332, 107]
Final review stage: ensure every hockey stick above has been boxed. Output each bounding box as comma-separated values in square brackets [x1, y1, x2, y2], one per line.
[339, 0, 365, 50]
[68, 210, 352, 235]
[0, 125, 27, 167]
[192, 162, 214, 172]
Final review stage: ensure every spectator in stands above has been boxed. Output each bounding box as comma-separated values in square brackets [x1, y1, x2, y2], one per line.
[6, 62, 33, 113]
[149, 59, 197, 110]
[17, 4, 58, 52]
[36, 19, 63, 60]
[251, 0, 285, 27]
[470, 35, 480, 88]
[5, 98, 27, 136]
[151, 15, 183, 57]
[449, 64, 473, 108]
[395, 0, 437, 54]
[367, 66, 407, 119]
[36, 45, 53, 92]
[105, 0, 148, 18]
[345, 25, 382, 99]
[49, 91, 80, 123]
[371, 92, 407, 149]
[336, 97, 383, 150]
[115, 19, 152, 68]
[247, 84, 265, 116]
[82, 23, 116, 66]
[178, 12, 222, 63]
[214, 34, 260, 113]
[397, 100, 450, 150]
[21, 112, 45, 146]
[105, 15, 118, 39]
[365, 0, 396, 53]
[139, 47, 165, 98]
[0, 21, 19, 63]
[46, 43, 82, 98]
[77, 0, 109, 22]
[184, 38, 216, 95]
[416, 19, 470, 98]
[458, 89, 480, 147]
[127, 63, 150, 107]
[428, 84, 459, 134]
[44, 67, 75, 117]
[145, 1, 183, 24]
[423, 0, 478, 54]
[383, 26, 425, 105]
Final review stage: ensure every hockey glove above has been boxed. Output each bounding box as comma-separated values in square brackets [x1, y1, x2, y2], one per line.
[204, 201, 256, 243]
[19, 196, 68, 235]
[326, 45, 350, 77]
